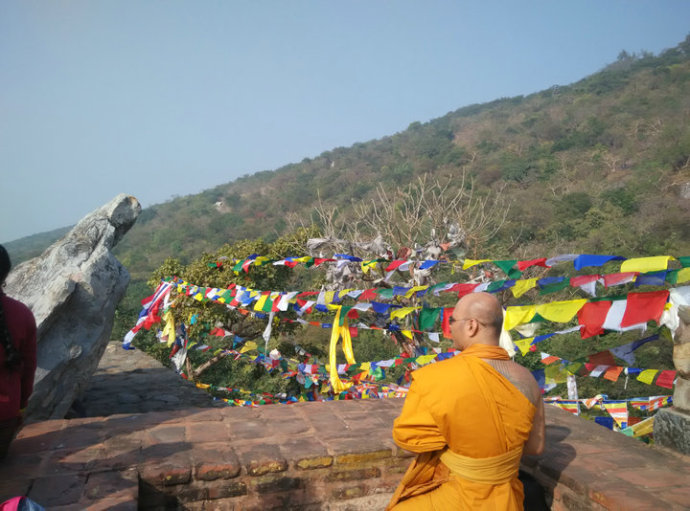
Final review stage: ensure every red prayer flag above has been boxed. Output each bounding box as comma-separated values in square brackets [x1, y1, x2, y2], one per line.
[442, 307, 454, 339]
[517, 257, 548, 271]
[655, 370, 676, 389]
[603, 272, 637, 287]
[358, 288, 378, 301]
[448, 282, 480, 298]
[620, 290, 669, 327]
[570, 274, 600, 286]
[588, 350, 616, 366]
[385, 260, 407, 272]
[577, 301, 612, 339]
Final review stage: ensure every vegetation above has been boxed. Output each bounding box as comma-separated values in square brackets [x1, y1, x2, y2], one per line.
[5, 36, 690, 413]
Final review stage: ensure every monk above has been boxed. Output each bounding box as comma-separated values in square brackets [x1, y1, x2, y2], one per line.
[387, 292, 545, 510]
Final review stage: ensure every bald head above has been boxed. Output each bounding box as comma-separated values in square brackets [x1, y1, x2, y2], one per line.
[450, 292, 504, 348]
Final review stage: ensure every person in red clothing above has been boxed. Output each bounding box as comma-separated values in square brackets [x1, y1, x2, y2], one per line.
[0, 244, 37, 459]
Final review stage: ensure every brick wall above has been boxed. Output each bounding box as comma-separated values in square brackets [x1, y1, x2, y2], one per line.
[1, 400, 689, 509]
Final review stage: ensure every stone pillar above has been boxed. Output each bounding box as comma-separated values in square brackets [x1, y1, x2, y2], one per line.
[654, 305, 690, 453]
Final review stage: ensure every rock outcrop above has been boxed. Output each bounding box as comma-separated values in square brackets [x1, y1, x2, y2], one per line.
[5, 194, 141, 421]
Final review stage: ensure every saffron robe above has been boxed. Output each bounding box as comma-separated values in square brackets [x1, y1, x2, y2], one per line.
[387, 344, 536, 510]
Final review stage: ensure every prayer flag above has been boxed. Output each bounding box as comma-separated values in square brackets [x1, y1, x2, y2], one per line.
[620, 255, 673, 274]
[573, 254, 625, 270]
[577, 301, 612, 339]
[620, 290, 669, 327]
[603, 401, 628, 428]
[536, 299, 587, 324]
[602, 272, 637, 287]
[570, 274, 600, 296]
[517, 257, 548, 271]
[504, 305, 537, 331]
[512, 278, 537, 298]
[655, 370, 676, 389]
[463, 258, 491, 270]
[636, 369, 658, 385]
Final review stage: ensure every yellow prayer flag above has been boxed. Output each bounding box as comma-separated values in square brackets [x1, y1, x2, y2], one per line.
[361, 261, 378, 274]
[401, 330, 414, 340]
[536, 299, 587, 324]
[544, 363, 569, 384]
[676, 267, 690, 284]
[622, 416, 655, 438]
[462, 258, 492, 270]
[636, 369, 659, 385]
[162, 311, 176, 347]
[390, 306, 421, 320]
[240, 341, 257, 353]
[254, 293, 269, 311]
[405, 285, 429, 298]
[416, 354, 436, 366]
[324, 291, 335, 305]
[504, 305, 537, 331]
[620, 255, 674, 274]
[513, 337, 535, 356]
[512, 278, 538, 298]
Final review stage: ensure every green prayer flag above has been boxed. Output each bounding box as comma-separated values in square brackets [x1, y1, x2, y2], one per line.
[539, 280, 569, 295]
[339, 306, 352, 326]
[678, 256, 690, 268]
[418, 308, 441, 331]
[666, 269, 679, 284]
[487, 279, 507, 292]
[376, 288, 395, 299]
[493, 260, 522, 279]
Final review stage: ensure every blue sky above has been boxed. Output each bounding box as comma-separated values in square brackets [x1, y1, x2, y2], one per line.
[1, 1, 689, 242]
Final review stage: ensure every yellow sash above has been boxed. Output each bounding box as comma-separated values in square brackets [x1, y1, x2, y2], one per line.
[440, 446, 522, 485]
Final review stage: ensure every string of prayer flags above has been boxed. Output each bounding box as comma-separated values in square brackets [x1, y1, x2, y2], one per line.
[123, 281, 173, 349]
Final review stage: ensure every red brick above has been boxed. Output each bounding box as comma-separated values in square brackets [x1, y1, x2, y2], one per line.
[237, 444, 288, 476]
[140, 452, 192, 487]
[193, 446, 241, 480]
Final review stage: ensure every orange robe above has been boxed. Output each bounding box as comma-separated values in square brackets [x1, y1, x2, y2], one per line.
[387, 344, 535, 510]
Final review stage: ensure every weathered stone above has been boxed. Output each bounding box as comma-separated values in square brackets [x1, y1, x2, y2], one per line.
[671, 377, 690, 411]
[5, 194, 141, 421]
[654, 407, 690, 454]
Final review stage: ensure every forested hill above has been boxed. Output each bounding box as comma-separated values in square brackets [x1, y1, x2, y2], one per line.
[8, 37, 690, 276]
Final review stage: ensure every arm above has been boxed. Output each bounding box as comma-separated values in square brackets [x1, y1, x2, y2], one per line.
[392, 375, 446, 453]
[523, 395, 545, 456]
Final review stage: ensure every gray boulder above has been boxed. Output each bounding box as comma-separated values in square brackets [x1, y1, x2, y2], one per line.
[5, 194, 141, 421]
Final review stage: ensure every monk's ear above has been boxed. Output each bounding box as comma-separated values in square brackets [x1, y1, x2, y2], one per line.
[468, 318, 480, 336]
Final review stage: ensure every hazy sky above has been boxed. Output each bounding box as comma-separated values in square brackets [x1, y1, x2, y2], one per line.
[2, 1, 690, 242]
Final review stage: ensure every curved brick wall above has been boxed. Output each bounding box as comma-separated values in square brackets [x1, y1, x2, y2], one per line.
[0, 400, 689, 510]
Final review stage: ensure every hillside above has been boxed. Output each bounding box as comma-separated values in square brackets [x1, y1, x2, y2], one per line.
[7, 36, 690, 278]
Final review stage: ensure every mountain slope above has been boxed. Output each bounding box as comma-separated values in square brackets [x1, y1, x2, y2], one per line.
[7, 37, 690, 277]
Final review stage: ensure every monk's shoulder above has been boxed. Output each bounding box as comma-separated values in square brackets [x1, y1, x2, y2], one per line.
[412, 355, 467, 386]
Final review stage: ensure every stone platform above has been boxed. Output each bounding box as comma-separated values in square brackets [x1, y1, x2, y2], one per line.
[75, 342, 223, 417]
[1, 401, 690, 510]
[2, 343, 690, 509]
